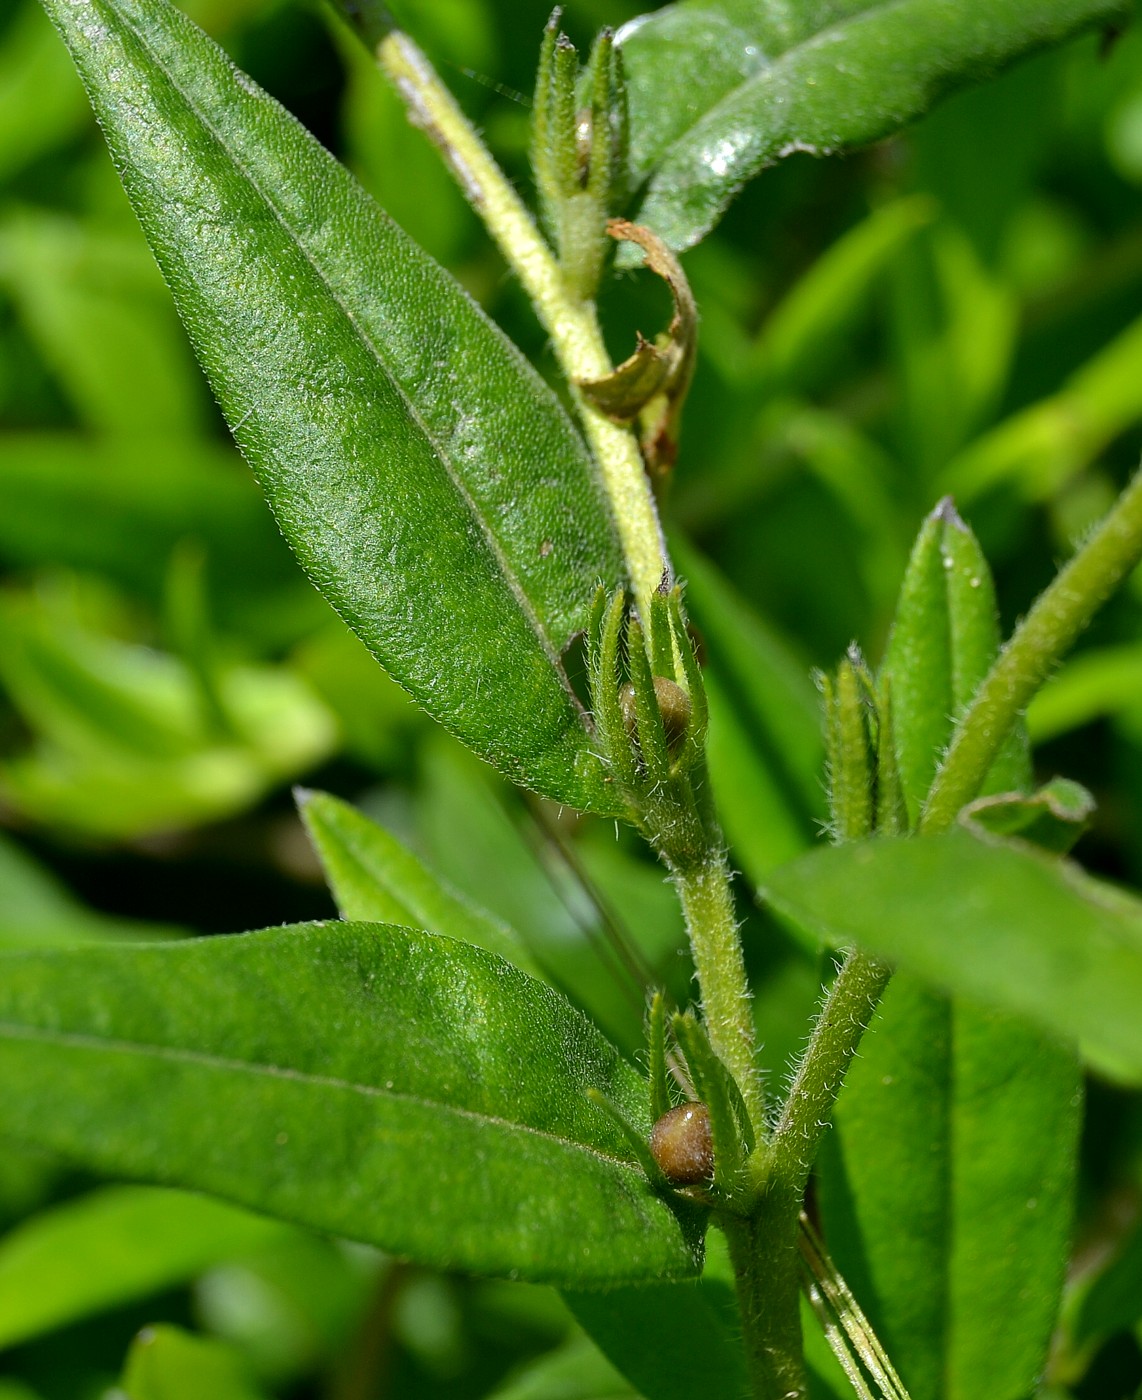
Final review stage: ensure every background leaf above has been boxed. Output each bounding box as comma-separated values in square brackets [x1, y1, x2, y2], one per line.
[413, 736, 687, 1056]
[0, 435, 307, 640]
[619, 0, 1128, 252]
[39, 0, 627, 813]
[563, 1228, 747, 1400]
[298, 787, 541, 976]
[0, 923, 702, 1286]
[0, 832, 180, 948]
[122, 1324, 268, 1400]
[0, 208, 209, 435]
[0, 1186, 290, 1351]
[485, 1334, 637, 1400]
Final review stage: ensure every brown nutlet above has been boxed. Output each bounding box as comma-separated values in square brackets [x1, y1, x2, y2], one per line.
[619, 676, 692, 750]
[649, 1102, 714, 1185]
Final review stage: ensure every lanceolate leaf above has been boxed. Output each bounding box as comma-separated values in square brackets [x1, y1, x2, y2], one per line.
[817, 974, 1080, 1400]
[0, 924, 702, 1286]
[762, 827, 1142, 1083]
[39, 0, 626, 814]
[619, 0, 1127, 253]
[297, 788, 541, 977]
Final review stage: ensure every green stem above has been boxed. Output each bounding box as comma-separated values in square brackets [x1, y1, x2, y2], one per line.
[672, 852, 764, 1131]
[766, 951, 890, 1201]
[921, 464, 1142, 835]
[723, 1204, 807, 1400]
[365, 26, 668, 618]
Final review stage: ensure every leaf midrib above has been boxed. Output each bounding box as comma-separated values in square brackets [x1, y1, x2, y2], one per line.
[102, 0, 587, 723]
[0, 1017, 638, 1170]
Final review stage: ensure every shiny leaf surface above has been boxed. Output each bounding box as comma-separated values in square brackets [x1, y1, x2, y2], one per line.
[619, 0, 1127, 252]
[763, 828, 1142, 1082]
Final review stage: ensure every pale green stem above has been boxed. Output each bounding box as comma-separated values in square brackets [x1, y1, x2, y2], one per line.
[765, 951, 890, 1201]
[374, 30, 668, 617]
[671, 852, 764, 1133]
[921, 463, 1142, 834]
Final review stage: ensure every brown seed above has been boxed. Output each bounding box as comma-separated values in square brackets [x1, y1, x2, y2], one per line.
[618, 676, 692, 751]
[649, 1102, 714, 1185]
[653, 676, 691, 749]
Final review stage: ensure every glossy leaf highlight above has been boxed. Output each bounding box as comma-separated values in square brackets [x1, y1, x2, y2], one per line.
[619, 0, 1127, 252]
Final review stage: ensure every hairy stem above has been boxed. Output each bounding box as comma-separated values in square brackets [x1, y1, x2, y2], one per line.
[767, 951, 890, 1201]
[724, 1204, 807, 1400]
[921, 463, 1142, 834]
[672, 852, 764, 1131]
[355, 23, 668, 616]
[770, 465, 1142, 1209]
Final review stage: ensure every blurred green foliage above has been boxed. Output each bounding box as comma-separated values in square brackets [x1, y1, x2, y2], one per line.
[3, 0, 1142, 1395]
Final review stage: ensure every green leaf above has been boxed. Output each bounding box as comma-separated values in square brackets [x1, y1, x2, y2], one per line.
[0, 1185, 290, 1350]
[943, 310, 1142, 504]
[962, 776, 1095, 854]
[39, 0, 626, 814]
[762, 826, 1142, 1083]
[564, 1228, 747, 1400]
[485, 1334, 638, 1400]
[0, 208, 209, 435]
[0, 923, 702, 1286]
[817, 973, 1080, 1400]
[415, 738, 654, 1056]
[0, 1381, 44, 1400]
[298, 788, 541, 976]
[0, 1141, 61, 1234]
[0, 593, 336, 838]
[1027, 643, 1142, 744]
[619, 0, 1127, 252]
[0, 435, 305, 639]
[750, 195, 937, 392]
[889, 223, 1019, 475]
[123, 1325, 267, 1400]
[0, 830, 181, 948]
[0, 4, 89, 182]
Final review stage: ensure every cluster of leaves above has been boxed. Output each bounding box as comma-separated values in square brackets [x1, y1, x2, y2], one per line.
[3, 0, 1142, 1396]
